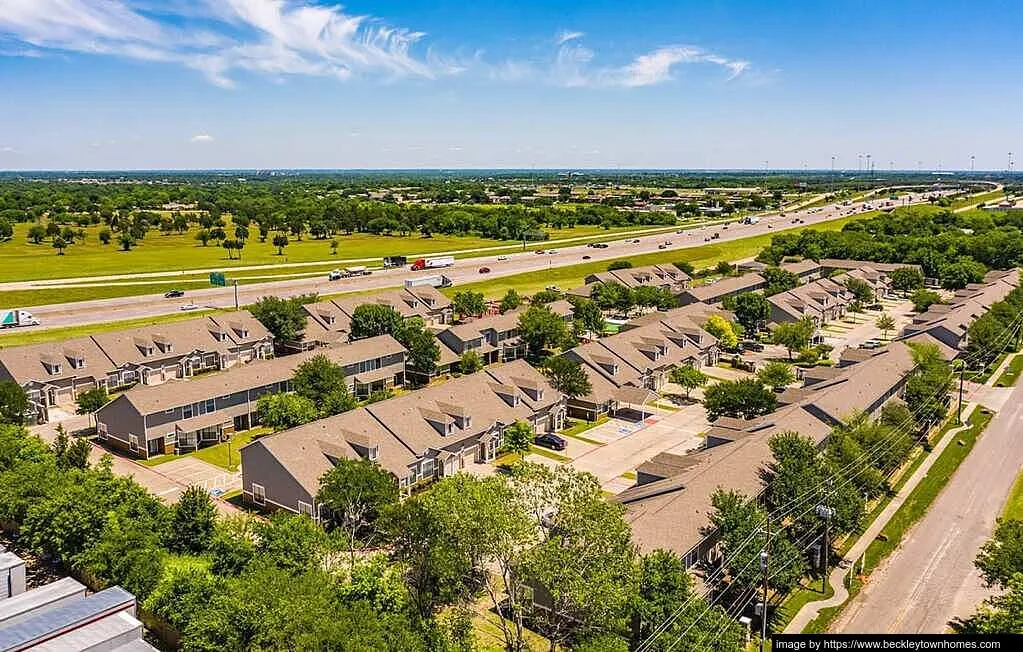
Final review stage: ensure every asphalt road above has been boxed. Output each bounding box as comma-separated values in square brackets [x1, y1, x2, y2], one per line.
[832, 379, 1023, 634]
[0, 191, 951, 334]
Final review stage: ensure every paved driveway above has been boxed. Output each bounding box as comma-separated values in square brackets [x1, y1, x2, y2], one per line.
[570, 405, 709, 492]
[157, 457, 242, 495]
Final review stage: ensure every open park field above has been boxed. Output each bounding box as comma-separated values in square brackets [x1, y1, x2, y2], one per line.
[0, 220, 671, 283]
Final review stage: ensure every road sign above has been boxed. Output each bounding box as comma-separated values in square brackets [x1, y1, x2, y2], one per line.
[210, 272, 226, 287]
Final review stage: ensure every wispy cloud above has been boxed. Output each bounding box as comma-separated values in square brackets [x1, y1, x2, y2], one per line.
[0, 0, 457, 87]
[556, 30, 584, 45]
[190, 133, 214, 143]
[0, 2, 752, 91]
[490, 37, 750, 88]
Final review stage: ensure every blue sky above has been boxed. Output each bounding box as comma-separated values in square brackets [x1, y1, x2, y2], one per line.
[1, 0, 1021, 170]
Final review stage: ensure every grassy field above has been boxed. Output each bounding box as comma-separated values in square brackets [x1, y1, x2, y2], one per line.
[803, 407, 994, 633]
[448, 213, 867, 298]
[0, 220, 685, 285]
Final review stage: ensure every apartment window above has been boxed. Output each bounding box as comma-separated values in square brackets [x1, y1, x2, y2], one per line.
[165, 431, 177, 443]
[252, 483, 266, 505]
[183, 404, 194, 419]
[204, 398, 215, 413]
[165, 408, 175, 415]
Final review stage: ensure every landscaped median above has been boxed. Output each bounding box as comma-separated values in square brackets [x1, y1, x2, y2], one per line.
[800, 405, 994, 633]
[994, 354, 1023, 387]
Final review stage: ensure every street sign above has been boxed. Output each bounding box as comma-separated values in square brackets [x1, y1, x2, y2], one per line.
[210, 272, 226, 287]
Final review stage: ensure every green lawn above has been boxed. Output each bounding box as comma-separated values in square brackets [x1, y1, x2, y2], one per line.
[558, 416, 609, 445]
[528, 445, 571, 462]
[0, 219, 688, 286]
[447, 213, 867, 298]
[1002, 469, 1023, 521]
[994, 354, 1023, 387]
[137, 427, 270, 472]
[193, 428, 269, 471]
[803, 407, 994, 633]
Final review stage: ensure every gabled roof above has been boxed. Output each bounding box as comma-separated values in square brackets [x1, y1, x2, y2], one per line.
[682, 273, 765, 302]
[0, 335, 114, 385]
[101, 335, 405, 415]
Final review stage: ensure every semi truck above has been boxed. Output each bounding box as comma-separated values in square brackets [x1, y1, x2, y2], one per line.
[1, 309, 40, 328]
[383, 256, 408, 268]
[410, 256, 455, 271]
[405, 275, 453, 289]
[344, 266, 370, 277]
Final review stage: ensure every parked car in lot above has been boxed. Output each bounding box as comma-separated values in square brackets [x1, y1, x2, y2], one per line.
[865, 303, 884, 311]
[546, 285, 561, 292]
[859, 339, 882, 349]
[179, 302, 200, 311]
[478, 267, 491, 274]
[164, 289, 185, 298]
[534, 433, 567, 451]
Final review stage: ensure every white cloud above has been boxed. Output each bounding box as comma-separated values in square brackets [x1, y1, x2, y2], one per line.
[190, 133, 214, 143]
[0, 1, 752, 91]
[0, 146, 16, 153]
[556, 30, 584, 45]
[0, 0, 458, 87]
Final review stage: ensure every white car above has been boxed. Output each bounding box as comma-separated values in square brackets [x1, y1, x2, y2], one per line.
[548, 249, 559, 254]
[497, 255, 509, 261]
[180, 302, 201, 311]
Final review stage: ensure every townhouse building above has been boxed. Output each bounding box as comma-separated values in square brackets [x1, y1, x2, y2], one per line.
[767, 276, 854, 325]
[95, 335, 405, 458]
[435, 300, 573, 371]
[240, 359, 567, 516]
[676, 273, 766, 306]
[616, 340, 919, 568]
[562, 319, 717, 420]
[290, 285, 453, 351]
[0, 311, 272, 422]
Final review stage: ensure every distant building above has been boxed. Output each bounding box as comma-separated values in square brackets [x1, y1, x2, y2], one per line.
[0, 548, 157, 651]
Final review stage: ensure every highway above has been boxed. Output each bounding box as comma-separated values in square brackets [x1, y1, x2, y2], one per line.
[832, 381, 1023, 634]
[0, 190, 956, 335]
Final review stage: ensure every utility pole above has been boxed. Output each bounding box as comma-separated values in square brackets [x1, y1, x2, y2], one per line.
[233, 279, 240, 311]
[957, 360, 965, 424]
[816, 504, 835, 593]
[970, 155, 975, 173]
[759, 516, 771, 652]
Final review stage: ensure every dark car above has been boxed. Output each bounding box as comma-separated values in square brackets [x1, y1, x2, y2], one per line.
[592, 243, 609, 249]
[478, 267, 491, 274]
[164, 289, 185, 298]
[534, 433, 567, 451]
[582, 255, 591, 260]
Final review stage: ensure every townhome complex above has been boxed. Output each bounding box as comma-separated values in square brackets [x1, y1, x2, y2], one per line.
[0, 311, 273, 422]
[95, 335, 405, 458]
[240, 359, 566, 515]
[616, 269, 1017, 568]
[616, 337, 930, 567]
